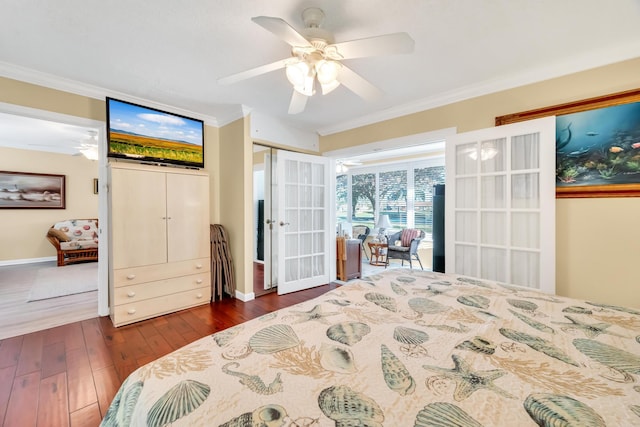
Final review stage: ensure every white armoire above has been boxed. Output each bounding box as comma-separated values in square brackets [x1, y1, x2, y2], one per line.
[108, 162, 211, 327]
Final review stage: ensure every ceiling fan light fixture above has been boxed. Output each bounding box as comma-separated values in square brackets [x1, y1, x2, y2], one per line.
[285, 61, 309, 86]
[321, 79, 340, 95]
[316, 60, 340, 84]
[287, 61, 316, 96]
[336, 162, 348, 174]
[80, 146, 99, 160]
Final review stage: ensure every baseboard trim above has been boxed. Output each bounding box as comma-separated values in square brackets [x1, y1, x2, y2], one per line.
[235, 290, 255, 302]
[0, 256, 56, 267]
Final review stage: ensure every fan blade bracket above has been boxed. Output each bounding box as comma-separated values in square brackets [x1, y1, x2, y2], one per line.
[322, 45, 344, 61]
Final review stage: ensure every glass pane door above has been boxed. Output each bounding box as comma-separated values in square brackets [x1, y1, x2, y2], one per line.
[445, 116, 556, 293]
[277, 150, 331, 294]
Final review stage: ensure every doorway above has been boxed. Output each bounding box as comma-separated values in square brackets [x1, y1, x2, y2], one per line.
[252, 144, 332, 296]
[0, 103, 107, 338]
[253, 144, 276, 296]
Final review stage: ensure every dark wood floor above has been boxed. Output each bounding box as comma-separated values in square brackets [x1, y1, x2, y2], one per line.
[0, 283, 338, 427]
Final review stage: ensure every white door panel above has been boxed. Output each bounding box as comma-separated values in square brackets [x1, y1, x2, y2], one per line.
[277, 150, 331, 294]
[445, 116, 555, 293]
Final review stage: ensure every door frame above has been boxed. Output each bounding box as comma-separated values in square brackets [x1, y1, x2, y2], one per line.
[0, 102, 109, 316]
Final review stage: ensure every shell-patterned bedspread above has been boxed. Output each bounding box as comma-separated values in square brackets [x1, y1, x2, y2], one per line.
[101, 269, 640, 426]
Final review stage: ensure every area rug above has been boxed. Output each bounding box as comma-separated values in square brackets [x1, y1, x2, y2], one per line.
[27, 262, 98, 302]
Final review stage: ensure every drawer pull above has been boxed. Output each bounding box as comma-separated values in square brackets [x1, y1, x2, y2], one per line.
[126, 274, 136, 280]
[195, 264, 203, 269]
[196, 293, 203, 299]
[196, 279, 203, 284]
[127, 291, 136, 298]
[127, 308, 136, 315]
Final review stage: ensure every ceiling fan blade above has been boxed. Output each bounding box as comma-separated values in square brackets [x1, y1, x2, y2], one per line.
[336, 65, 383, 101]
[218, 58, 290, 85]
[252, 16, 312, 48]
[288, 90, 308, 114]
[327, 32, 414, 60]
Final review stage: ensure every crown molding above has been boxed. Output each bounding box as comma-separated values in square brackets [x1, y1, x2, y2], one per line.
[317, 42, 640, 136]
[0, 61, 220, 127]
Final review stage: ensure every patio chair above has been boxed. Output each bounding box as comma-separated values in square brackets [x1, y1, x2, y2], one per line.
[352, 225, 370, 260]
[385, 228, 425, 270]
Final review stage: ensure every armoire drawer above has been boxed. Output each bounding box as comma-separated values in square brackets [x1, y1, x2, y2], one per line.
[111, 287, 211, 326]
[113, 257, 210, 287]
[112, 274, 211, 305]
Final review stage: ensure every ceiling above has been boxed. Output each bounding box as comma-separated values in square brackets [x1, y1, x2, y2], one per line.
[1, 0, 640, 142]
[0, 111, 98, 156]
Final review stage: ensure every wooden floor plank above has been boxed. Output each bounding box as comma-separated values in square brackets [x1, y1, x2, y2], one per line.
[135, 321, 160, 340]
[4, 371, 40, 427]
[81, 319, 112, 372]
[43, 324, 67, 346]
[41, 342, 67, 379]
[153, 323, 191, 351]
[144, 333, 174, 360]
[70, 403, 102, 427]
[0, 364, 17, 424]
[16, 331, 44, 376]
[0, 336, 23, 369]
[65, 348, 97, 413]
[92, 366, 120, 419]
[61, 323, 86, 352]
[37, 372, 69, 427]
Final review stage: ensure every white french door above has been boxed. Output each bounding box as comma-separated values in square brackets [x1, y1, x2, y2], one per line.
[276, 150, 331, 294]
[445, 116, 556, 293]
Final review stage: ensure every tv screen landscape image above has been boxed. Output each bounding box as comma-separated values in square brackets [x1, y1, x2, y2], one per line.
[106, 98, 204, 168]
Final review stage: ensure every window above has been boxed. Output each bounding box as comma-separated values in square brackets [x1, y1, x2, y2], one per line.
[336, 174, 348, 223]
[379, 170, 407, 229]
[351, 173, 376, 227]
[336, 160, 444, 239]
[414, 166, 446, 234]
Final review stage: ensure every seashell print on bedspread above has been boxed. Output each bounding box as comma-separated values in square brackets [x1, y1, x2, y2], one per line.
[100, 268, 640, 426]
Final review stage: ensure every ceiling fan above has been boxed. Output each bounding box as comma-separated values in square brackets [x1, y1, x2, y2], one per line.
[336, 158, 363, 173]
[218, 7, 415, 114]
[27, 130, 99, 159]
[76, 131, 99, 160]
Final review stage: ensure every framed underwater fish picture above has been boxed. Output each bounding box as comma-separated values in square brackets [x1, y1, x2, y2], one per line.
[495, 88, 640, 198]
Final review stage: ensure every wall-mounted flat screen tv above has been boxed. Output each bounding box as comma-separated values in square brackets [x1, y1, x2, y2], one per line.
[106, 97, 204, 168]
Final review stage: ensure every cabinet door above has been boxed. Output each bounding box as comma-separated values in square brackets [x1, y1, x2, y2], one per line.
[111, 167, 168, 269]
[166, 173, 210, 262]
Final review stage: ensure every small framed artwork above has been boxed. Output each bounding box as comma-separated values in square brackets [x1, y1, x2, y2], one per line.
[496, 88, 640, 198]
[0, 171, 66, 208]
[93, 178, 99, 194]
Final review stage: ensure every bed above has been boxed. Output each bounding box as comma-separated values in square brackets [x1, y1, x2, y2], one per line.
[101, 269, 640, 426]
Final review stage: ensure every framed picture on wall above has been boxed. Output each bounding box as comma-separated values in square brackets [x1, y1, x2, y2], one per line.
[0, 171, 66, 208]
[496, 88, 640, 198]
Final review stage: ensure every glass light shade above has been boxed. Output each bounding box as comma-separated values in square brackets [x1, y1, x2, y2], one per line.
[286, 61, 310, 86]
[80, 146, 99, 160]
[316, 60, 340, 84]
[293, 73, 315, 96]
[321, 79, 340, 95]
